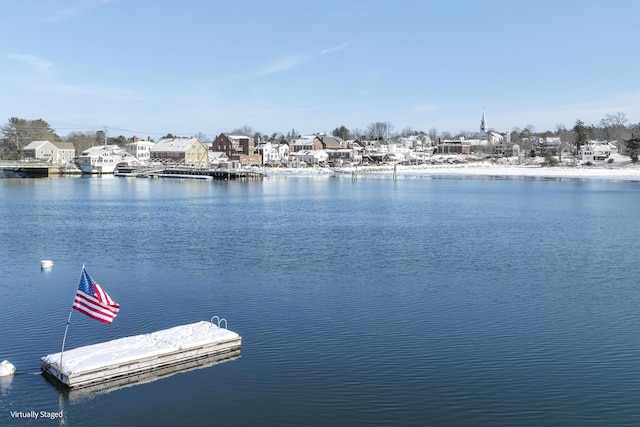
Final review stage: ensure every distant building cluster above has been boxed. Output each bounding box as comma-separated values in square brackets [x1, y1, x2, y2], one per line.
[20, 112, 620, 174]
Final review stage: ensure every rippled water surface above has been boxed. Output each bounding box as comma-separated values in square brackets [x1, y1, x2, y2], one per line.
[1, 174, 640, 426]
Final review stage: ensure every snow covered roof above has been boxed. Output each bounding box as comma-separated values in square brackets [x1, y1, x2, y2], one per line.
[209, 151, 228, 159]
[126, 140, 155, 148]
[23, 140, 52, 150]
[80, 145, 123, 156]
[153, 138, 201, 152]
[53, 141, 75, 150]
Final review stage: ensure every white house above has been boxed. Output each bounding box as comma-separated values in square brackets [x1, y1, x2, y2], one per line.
[208, 151, 229, 166]
[579, 142, 613, 161]
[256, 142, 278, 165]
[77, 145, 135, 174]
[125, 138, 155, 162]
[288, 150, 328, 167]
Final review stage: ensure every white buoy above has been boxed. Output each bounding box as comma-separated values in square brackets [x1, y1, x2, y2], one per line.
[0, 360, 16, 377]
[41, 260, 54, 269]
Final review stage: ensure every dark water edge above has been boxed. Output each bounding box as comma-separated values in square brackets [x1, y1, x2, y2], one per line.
[1, 175, 640, 426]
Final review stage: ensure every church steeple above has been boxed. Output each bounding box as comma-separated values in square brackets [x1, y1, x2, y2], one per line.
[480, 108, 487, 133]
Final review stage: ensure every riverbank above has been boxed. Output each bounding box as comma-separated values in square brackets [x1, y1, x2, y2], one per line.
[260, 154, 640, 181]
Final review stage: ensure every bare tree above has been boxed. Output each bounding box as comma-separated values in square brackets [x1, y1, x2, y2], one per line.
[193, 132, 210, 144]
[600, 112, 630, 152]
[350, 128, 365, 140]
[232, 125, 254, 136]
[65, 131, 100, 154]
[366, 121, 393, 141]
[400, 126, 414, 137]
[428, 127, 438, 143]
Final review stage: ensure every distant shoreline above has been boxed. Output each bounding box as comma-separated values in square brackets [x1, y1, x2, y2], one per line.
[261, 155, 640, 182]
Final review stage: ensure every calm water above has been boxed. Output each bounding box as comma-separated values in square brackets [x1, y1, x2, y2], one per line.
[1, 173, 640, 426]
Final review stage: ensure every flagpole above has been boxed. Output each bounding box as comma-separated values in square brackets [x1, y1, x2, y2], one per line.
[59, 264, 84, 380]
[59, 309, 73, 379]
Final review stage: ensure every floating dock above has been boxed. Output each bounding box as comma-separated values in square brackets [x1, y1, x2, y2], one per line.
[41, 320, 241, 389]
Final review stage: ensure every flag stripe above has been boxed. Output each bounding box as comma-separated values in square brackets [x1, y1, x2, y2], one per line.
[72, 305, 115, 324]
[74, 290, 120, 313]
[73, 297, 118, 318]
[72, 300, 118, 323]
[73, 294, 119, 318]
[73, 268, 119, 324]
[72, 302, 118, 322]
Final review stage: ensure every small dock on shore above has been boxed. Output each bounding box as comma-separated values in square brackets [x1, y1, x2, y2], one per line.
[41, 319, 242, 389]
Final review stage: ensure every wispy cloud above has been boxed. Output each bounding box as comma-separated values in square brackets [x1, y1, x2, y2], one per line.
[254, 41, 352, 78]
[256, 55, 309, 77]
[45, 0, 112, 23]
[5, 54, 55, 72]
[321, 41, 352, 55]
[32, 82, 138, 100]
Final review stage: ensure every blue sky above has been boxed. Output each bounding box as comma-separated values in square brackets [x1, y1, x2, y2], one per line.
[2, 0, 639, 140]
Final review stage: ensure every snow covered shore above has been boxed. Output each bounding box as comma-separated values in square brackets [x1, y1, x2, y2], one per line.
[259, 154, 640, 181]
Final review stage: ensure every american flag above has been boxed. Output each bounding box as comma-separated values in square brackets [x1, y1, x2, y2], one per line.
[72, 267, 120, 324]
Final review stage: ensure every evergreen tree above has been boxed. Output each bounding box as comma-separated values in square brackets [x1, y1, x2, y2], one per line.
[624, 128, 640, 163]
[332, 125, 350, 140]
[0, 117, 60, 159]
[573, 120, 589, 155]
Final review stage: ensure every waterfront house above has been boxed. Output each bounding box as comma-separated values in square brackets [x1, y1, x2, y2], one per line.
[579, 141, 614, 162]
[125, 137, 155, 162]
[256, 142, 290, 166]
[151, 137, 208, 167]
[211, 133, 262, 166]
[212, 133, 253, 156]
[437, 139, 471, 154]
[23, 140, 56, 162]
[292, 136, 322, 152]
[22, 140, 75, 164]
[77, 145, 134, 174]
[325, 147, 363, 166]
[314, 135, 348, 150]
[288, 150, 328, 167]
[54, 142, 76, 164]
[208, 151, 229, 166]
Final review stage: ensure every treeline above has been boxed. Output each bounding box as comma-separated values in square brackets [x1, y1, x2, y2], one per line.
[2, 113, 640, 161]
[0, 117, 131, 160]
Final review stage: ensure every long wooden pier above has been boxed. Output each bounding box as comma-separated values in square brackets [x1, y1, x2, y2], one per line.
[117, 166, 265, 180]
[1, 163, 265, 180]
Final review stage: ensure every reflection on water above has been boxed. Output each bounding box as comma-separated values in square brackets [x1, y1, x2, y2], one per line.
[2, 175, 640, 426]
[43, 350, 241, 402]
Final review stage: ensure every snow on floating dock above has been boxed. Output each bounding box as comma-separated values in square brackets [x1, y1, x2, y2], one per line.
[41, 320, 241, 389]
